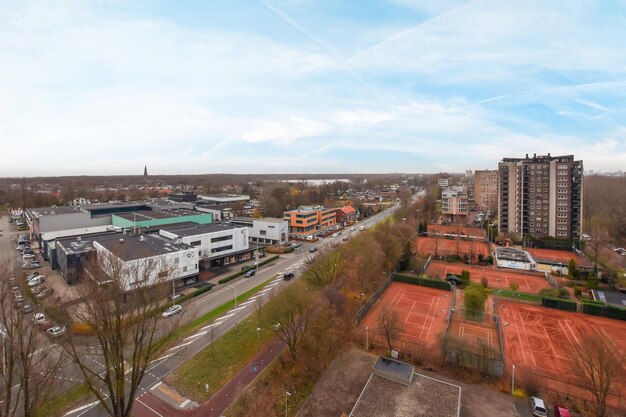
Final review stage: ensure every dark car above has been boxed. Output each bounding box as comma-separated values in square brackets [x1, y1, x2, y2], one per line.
[309, 247, 318, 253]
[244, 270, 256, 278]
[241, 265, 251, 271]
[283, 272, 295, 281]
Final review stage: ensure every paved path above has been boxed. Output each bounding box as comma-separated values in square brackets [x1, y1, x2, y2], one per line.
[132, 338, 285, 417]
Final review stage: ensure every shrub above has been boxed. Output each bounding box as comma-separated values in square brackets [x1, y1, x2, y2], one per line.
[509, 282, 519, 292]
[71, 322, 94, 335]
[573, 286, 582, 297]
[558, 288, 569, 299]
[539, 288, 560, 298]
[460, 270, 470, 285]
[513, 388, 527, 399]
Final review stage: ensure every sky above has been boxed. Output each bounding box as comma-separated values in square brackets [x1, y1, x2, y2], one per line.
[1, 0, 625, 176]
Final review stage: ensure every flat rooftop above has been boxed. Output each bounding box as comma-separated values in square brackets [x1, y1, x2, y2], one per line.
[230, 217, 285, 224]
[495, 247, 531, 262]
[592, 290, 626, 307]
[350, 373, 461, 417]
[115, 208, 201, 221]
[161, 222, 240, 237]
[27, 206, 81, 217]
[95, 233, 190, 261]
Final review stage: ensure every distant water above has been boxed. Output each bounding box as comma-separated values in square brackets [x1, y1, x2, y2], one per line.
[280, 179, 351, 186]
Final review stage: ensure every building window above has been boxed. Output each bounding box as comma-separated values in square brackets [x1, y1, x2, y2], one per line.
[190, 240, 201, 247]
[175, 258, 180, 264]
[211, 235, 233, 243]
[211, 245, 233, 253]
[260, 230, 267, 236]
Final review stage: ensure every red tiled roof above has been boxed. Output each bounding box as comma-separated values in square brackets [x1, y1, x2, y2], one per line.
[337, 206, 356, 215]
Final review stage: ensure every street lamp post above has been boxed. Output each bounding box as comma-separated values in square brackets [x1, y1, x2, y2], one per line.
[285, 391, 292, 417]
[257, 327, 261, 346]
[228, 284, 238, 308]
[511, 364, 516, 394]
[365, 326, 369, 351]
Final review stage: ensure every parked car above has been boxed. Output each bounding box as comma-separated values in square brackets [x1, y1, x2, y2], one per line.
[332, 232, 339, 237]
[26, 273, 43, 282]
[162, 304, 182, 318]
[342, 236, 349, 241]
[36, 287, 54, 299]
[22, 261, 40, 269]
[22, 304, 33, 314]
[309, 247, 318, 253]
[283, 272, 295, 281]
[47, 326, 66, 338]
[350, 227, 355, 231]
[553, 405, 572, 417]
[530, 397, 548, 417]
[244, 269, 256, 278]
[293, 242, 304, 249]
[23, 253, 35, 260]
[27, 276, 45, 287]
[33, 313, 46, 325]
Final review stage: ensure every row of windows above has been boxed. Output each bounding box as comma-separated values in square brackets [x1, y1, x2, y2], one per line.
[211, 235, 233, 243]
[557, 189, 568, 194]
[211, 244, 233, 253]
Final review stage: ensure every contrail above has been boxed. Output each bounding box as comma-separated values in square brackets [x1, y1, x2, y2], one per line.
[258, 0, 373, 91]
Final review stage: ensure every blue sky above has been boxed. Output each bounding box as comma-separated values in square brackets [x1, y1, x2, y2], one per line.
[1, 0, 625, 176]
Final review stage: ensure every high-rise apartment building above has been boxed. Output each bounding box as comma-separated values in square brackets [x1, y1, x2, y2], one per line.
[498, 154, 582, 240]
[474, 170, 498, 212]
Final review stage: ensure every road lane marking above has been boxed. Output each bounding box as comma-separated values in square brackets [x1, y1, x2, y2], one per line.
[63, 401, 100, 416]
[167, 340, 194, 352]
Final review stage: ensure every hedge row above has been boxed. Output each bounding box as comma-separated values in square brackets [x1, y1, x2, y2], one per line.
[217, 255, 280, 284]
[393, 273, 452, 291]
[541, 296, 577, 312]
[582, 300, 626, 321]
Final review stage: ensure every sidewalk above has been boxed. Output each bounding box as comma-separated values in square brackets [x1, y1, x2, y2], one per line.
[132, 338, 286, 417]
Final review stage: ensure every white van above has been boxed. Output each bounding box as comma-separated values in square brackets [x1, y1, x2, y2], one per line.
[531, 397, 547, 417]
[358, 225, 366, 231]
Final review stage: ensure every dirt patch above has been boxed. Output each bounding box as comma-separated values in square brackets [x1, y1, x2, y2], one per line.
[296, 349, 376, 417]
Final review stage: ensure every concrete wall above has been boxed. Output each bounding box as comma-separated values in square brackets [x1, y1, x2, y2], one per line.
[39, 211, 111, 233]
[250, 219, 288, 245]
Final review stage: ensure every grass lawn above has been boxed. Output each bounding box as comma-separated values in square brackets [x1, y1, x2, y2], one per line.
[36, 383, 91, 417]
[166, 312, 276, 402]
[152, 275, 278, 352]
[493, 289, 542, 302]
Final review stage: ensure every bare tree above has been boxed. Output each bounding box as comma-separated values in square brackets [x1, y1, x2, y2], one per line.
[573, 335, 623, 417]
[61, 250, 177, 417]
[0, 265, 61, 417]
[264, 281, 313, 361]
[304, 250, 343, 289]
[377, 305, 401, 351]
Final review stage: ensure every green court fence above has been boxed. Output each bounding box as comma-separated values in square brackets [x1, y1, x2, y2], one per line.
[582, 301, 626, 321]
[541, 296, 577, 312]
[354, 277, 392, 325]
[393, 273, 452, 291]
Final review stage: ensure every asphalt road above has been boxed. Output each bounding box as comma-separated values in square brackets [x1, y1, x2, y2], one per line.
[15, 204, 401, 417]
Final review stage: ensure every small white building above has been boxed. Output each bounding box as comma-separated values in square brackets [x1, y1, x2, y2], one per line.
[159, 223, 255, 268]
[229, 217, 289, 246]
[93, 233, 199, 290]
[494, 247, 536, 271]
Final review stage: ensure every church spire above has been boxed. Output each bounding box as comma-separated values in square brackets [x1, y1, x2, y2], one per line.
[143, 165, 148, 177]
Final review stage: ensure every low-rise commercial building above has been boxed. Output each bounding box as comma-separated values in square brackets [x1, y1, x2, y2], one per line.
[111, 208, 212, 229]
[229, 217, 289, 245]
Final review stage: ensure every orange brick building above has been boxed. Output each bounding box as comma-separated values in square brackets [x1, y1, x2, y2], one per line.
[283, 206, 337, 235]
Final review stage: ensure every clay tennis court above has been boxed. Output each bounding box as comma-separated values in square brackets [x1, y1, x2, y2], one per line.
[426, 261, 552, 292]
[412, 237, 490, 261]
[496, 300, 626, 403]
[362, 282, 451, 350]
[527, 247, 591, 267]
[427, 224, 486, 238]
